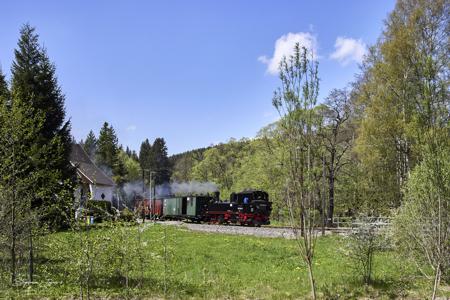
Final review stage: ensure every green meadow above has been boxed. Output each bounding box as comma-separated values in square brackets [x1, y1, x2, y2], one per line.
[1, 224, 445, 299]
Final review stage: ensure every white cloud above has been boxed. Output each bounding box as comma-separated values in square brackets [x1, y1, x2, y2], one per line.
[259, 32, 318, 75]
[330, 37, 367, 66]
[126, 125, 137, 131]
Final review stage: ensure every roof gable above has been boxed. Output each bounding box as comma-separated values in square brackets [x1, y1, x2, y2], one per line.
[70, 144, 115, 186]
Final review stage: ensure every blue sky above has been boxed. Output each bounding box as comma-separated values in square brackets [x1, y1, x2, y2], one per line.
[0, 0, 395, 155]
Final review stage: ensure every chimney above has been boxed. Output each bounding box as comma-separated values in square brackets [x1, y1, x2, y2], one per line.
[214, 191, 220, 202]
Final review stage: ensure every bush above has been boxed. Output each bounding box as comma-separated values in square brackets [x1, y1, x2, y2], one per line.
[119, 208, 136, 222]
[86, 200, 113, 223]
[345, 217, 387, 284]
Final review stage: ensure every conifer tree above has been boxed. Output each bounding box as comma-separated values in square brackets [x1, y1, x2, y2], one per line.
[96, 122, 118, 172]
[0, 69, 8, 103]
[152, 138, 172, 185]
[96, 122, 127, 184]
[83, 130, 97, 160]
[9, 24, 75, 228]
[139, 138, 153, 173]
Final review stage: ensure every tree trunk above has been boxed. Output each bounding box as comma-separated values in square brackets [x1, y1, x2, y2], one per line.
[431, 264, 441, 300]
[307, 259, 316, 300]
[10, 189, 17, 285]
[327, 150, 336, 227]
[29, 226, 34, 282]
[327, 170, 335, 227]
[322, 156, 326, 235]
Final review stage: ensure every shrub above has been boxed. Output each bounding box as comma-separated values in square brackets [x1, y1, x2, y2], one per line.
[86, 200, 113, 223]
[345, 217, 387, 284]
[119, 208, 136, 223]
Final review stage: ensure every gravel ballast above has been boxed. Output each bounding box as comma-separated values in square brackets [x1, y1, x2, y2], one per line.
[149, 221, 336, 239]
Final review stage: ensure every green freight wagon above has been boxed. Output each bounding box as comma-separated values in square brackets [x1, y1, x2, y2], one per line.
[163, 197, 184, 219]
[185, 196, 213, 222]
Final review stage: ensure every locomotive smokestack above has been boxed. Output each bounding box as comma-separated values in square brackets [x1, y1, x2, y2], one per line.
[214, 191, 220, 202]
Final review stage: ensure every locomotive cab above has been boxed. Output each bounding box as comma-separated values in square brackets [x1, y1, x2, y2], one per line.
[231, 190, 272, 226]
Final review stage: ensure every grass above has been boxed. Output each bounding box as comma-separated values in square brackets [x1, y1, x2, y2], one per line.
[0, 223, 447, 299]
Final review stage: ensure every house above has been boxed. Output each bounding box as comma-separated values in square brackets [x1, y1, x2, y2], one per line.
[70, 143, 115, 204]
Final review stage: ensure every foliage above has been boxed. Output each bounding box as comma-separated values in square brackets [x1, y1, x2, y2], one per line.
[0, 226, 443, 299]
[0, 24, 76, 285]
[320, 88, 353, 225]
[96, 122, 128, 186]
[345, 218, 388, 284]
[354, 0, 449, 211]
[272, 43, 321, 299]
[119, 208, 136, 222]
[8, 24, 76, 229]
[192, 138, 249, 197]
[393, 136, 450, 292]
[83, 130, 97, 160]
[86, 200, 113, 222]
[118, 149, 141, 182]
[139, 137, 172, 185]
[170, 146, 209, 182]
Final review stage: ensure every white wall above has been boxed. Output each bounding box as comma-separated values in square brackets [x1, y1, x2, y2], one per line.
[89, 184, 114, 202]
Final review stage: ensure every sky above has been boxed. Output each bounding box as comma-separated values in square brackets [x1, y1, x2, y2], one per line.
[0, 0, 396, 155]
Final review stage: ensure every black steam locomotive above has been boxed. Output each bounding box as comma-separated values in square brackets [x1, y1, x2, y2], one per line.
[135, 189, 272, 226]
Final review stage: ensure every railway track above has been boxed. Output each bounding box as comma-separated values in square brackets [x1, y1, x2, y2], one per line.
[147, 221, 351, 239]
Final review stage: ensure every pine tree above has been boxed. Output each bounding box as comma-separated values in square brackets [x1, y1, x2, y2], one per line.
[83, 130, 97, 160]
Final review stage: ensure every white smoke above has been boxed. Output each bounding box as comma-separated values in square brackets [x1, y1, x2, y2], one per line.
[157, 181, 218, 196]
[122, 180, 219, 198]
[123, 181, 146, 197]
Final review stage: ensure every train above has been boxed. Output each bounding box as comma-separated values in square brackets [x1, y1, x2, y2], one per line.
[134, 189, 272, 226]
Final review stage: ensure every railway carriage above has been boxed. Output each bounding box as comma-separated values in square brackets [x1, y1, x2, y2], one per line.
[163, 197, 185, 219]
[135, 189, 272, 226]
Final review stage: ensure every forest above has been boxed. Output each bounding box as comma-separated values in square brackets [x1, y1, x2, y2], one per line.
[0, 0, 449, 299]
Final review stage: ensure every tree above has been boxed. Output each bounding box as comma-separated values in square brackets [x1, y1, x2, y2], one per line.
[394, 135, 450, 299]
[9, 24, 76, 228]
[118, 150, 141, 182]
[0, 101, 39, 285]
[231, 128, 288, 221]
[0, 25, 77, 285]
[96, 122, 118, 172]
[0, 70, 8, 104]
[192, 139, 248, 196]
[83, 130, 97, 160]
[346, 217, 389, 285]
[170, 147, 209, 182]
[272, 44, 321, 299]
[354, 0, 449, 210]
[139, 138, 153, 176]
[152, 138, 172, 185]
[320, 89, 353, 226]
[96, 122, 127, 186]
[139, 138, 172, 185]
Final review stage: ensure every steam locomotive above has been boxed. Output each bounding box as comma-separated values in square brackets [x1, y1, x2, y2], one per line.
[135, 190, 272, 226]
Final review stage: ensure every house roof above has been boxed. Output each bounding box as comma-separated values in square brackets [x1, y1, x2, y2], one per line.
[70, 144, 115, 186]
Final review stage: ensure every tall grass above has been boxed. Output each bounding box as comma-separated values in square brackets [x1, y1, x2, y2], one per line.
[0, 223, 444, 299]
